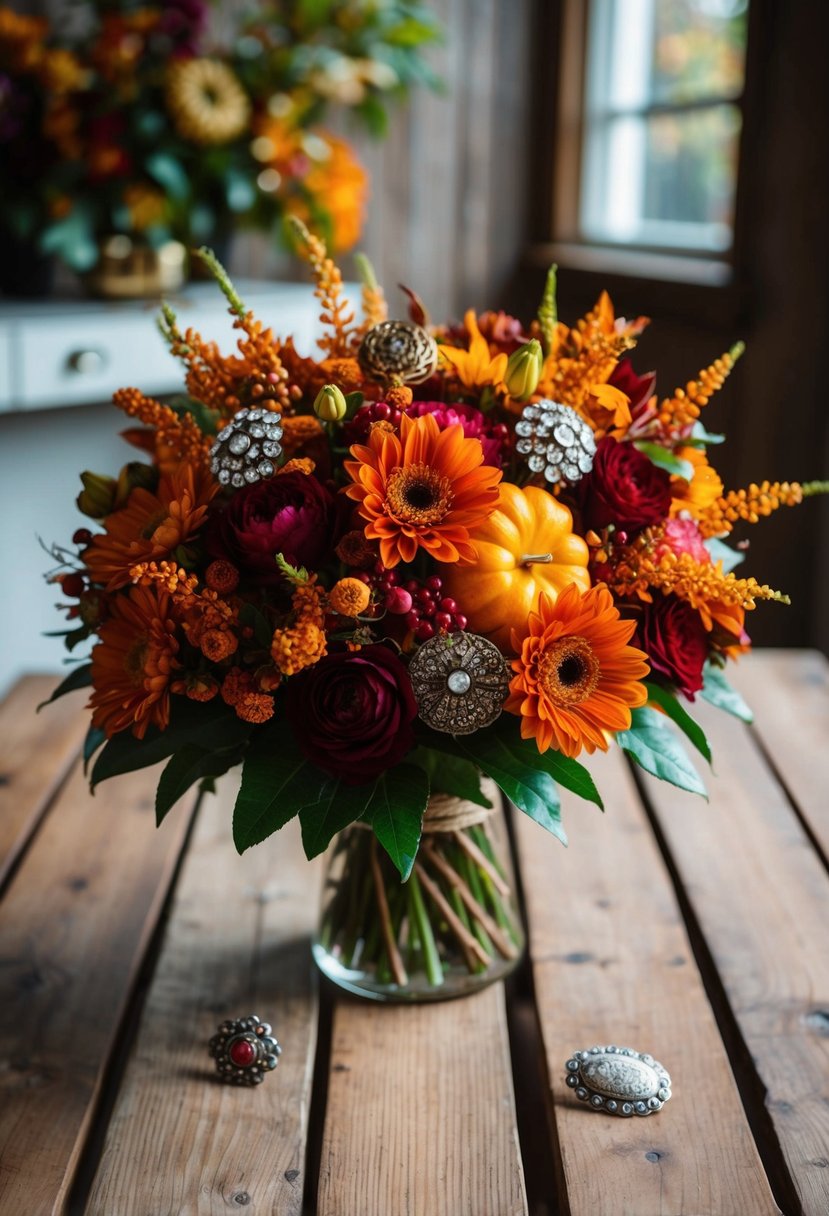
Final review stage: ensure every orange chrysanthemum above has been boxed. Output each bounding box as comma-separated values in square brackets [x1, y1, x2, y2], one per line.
[343, 413, 502, 567]
[89, 584, 180, 740]
[85, 466, 217, 591]
[505, 583, 649, 757]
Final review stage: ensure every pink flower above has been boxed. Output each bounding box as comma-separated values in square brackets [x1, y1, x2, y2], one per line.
[655, 518, 710, 565]
[404, 400, 508, 467]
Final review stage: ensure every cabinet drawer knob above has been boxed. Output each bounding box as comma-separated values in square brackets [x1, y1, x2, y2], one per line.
[67, 349, 106, 374]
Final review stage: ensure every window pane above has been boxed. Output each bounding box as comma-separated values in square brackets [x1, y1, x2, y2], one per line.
[580, 0, 748, 253]
[581, 104, 741, 251]
[652, 0, 748, 104]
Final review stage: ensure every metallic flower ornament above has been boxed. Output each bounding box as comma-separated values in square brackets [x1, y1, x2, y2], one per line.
[564, 1046, 672, 1116]
[408, 632, 510, 734]
[357, 320, 438, 385]
[209, 1015, 282, 1085]
[514, 399, 596, 487]
[166, 58, 251, 146]
[210, 407, 283, 489]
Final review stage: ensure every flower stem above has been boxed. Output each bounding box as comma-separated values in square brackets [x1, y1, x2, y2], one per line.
[407, 867, 444, 986]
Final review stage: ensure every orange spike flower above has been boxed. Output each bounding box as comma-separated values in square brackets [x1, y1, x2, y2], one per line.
[343, 413, 502, 567]
[438, 311, 509, 390]
[85, 466, 217, 591]
[89, 584, 181, 740]
[505, 583, 649, 757]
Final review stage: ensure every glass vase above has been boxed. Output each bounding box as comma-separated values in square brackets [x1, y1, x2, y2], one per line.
[312, 779, 524, 1002]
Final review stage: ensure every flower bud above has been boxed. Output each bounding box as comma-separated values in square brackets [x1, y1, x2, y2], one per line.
[114, 461, 156, 510]
[313, 383, 348, 422]
[504, 339, 543, 401]
[76, 471, 117, 519]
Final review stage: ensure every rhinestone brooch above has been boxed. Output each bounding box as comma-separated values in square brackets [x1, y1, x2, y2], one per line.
[564, 1045, 672, 1115]
[210, 407, 284, 489]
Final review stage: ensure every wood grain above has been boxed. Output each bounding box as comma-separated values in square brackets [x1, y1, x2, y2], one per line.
[729, 648, 829, 858]
[0, 676, 89, 887]
[317, 983, 528, 1216]
[84, 776, 322, 1216]
[0, 759, 193, 1215]
[641, 695, 829, 1216]
[515, 745, 781, 1216]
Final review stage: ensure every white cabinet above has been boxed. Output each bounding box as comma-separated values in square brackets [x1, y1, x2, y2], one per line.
[0, 280, 340, 412]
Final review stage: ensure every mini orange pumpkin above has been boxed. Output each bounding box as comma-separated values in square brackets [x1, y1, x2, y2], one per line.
[443, 483, 590, 651]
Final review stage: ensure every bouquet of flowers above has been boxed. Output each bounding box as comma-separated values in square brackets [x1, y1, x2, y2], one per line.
[0, 1, 439, 279]
[43, 222, 826, 996]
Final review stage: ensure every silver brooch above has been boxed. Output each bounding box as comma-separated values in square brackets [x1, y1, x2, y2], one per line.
[408, 631, 510, 734]
[209, 1014, 282, 1085]
[564, 1045, 672, 1115]
[514, 399, 596, 486]
[211, 407, 284, 489]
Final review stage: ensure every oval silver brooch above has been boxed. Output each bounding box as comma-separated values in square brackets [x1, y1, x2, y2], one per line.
[564, 1046, 672, 1116]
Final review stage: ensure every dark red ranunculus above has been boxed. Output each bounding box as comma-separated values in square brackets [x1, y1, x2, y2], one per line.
[579, 436, 672, 534]
[286, 645, 418, 784]
[205, 471, 338, 587]
[637, 594, 709, 699]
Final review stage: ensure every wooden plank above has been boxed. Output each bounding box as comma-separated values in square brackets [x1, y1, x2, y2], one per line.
[318, 983, 528, 1216]
[515, 745, 781, 1216]
[641, 695, 829, 1216]
[729, 648, 829, 857]
[0, 760, 193, 1215]
[0, 676, 89, 886]
[84, 779, 321, 1216]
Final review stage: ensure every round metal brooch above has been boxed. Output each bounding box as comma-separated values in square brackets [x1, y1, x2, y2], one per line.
[564, 1045, 672, 1116]
[209, 1015, 281, 1086]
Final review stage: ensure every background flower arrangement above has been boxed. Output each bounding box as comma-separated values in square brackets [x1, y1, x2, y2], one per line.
[0, 0, 440, 281]
[42, 221, 826, 993]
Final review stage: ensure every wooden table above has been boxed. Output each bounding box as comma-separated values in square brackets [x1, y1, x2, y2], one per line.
[1, 651, 827, 1216]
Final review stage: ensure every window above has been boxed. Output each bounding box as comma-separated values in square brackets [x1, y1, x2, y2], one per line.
[575, 0, 749, 256]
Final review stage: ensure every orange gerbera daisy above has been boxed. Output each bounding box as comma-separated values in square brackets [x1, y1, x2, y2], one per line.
[85, 465, 217, 591]
[506, 583, 649, 757]
[343, 413, 502, 567]
[89, 584, 181, 739]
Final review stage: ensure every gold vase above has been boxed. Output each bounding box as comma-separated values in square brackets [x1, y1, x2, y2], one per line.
[86, 236, 187, 299]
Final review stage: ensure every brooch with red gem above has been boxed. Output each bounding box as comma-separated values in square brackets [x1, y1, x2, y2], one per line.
[209, 1015, 281, 1085]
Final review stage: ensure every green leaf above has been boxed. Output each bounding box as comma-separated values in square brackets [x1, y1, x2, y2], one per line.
[40, 206, 98, 271]
[233, 726, 329, 851]
[425, 729, 566, 844]
[701, 662, 753, 722]
[365, 764, 430, 879]
[145, 152, 191, 202]
[688, 421, 726, 446]
[617, 706, 707, 798]
[634, 442, 694, 481]
[535, 747, 604, 810]
[157, 744, 243, 825]
[83, 724, 107, 773]
[298, 779, 375, 859]
[91, 698, 251, 789]
[355, 94, 389, 137]
[704, 537, 745, 572]
[645, 682, 712, 763]
[408, 747, 492, 807]
[37, 664, 92, 710]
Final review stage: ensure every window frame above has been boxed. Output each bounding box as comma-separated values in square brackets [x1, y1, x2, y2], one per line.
[528, 0, 761, 303]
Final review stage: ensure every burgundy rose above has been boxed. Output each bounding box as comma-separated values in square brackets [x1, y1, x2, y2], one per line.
[637, 594, 709, 699]
[286, 645, 418, 784]
[609, 357, 657, 417]
[579, 437, 672, 534]
[206, 471, 338, 587]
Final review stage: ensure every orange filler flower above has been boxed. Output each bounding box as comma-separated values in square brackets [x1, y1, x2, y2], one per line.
[89, 583, 180, 740]
[506, 583, 649, 758]
[343, 412, 502, 567]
